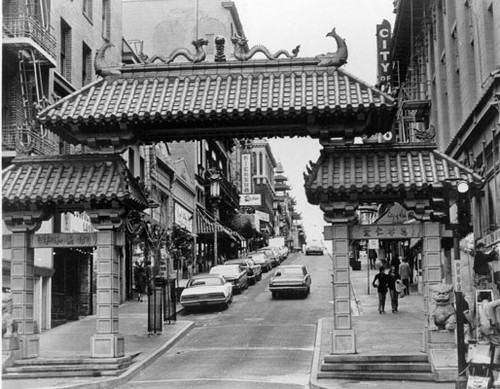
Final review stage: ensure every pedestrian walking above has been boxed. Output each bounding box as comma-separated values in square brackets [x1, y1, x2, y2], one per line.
[399, 259, 411, 295]
[387, 266, 400, 313]
[372, 266, 389, 314]
[134, 260, 146, 302]
[187, 260, 194, 279]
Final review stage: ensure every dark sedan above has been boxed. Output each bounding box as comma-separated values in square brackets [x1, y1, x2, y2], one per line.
[210, 265, 249, 294]
[269, 264, 311, 299]
[224, 258, 262, 284]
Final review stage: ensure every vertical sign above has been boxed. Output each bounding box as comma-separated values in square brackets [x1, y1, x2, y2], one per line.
[241, 154, 252, 194]
[376, 19, 392, 93]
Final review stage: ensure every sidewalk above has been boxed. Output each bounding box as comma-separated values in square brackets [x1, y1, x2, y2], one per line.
[2, 300, 193, 389]
[310, 261, 456, 389]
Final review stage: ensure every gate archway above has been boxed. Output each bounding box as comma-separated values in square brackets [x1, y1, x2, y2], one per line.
[4, 34, 483, 362]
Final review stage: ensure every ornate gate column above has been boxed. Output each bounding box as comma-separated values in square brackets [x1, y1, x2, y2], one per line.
[4, 212, 47, 358]
[330, 221, 356, 354]
[90, 210, 125, 358]
[422, 221, 445, 349]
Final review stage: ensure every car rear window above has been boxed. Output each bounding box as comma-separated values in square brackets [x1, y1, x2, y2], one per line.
[279, 267, 305, 276]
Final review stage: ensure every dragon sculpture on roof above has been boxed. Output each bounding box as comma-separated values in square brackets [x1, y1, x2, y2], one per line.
[231, 34, 300, 61]
[147, 38, 209, 64]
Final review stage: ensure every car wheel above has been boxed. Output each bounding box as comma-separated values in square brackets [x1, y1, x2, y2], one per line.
[272, 291, 278, 299]
[220, 301, 229, 310]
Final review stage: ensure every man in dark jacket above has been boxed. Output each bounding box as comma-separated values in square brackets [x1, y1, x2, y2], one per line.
[372, 267, 389, 314]
[473, 243, 498, 285]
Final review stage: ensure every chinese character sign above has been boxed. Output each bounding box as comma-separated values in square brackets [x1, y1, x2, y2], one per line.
[241, 154, 252, 194]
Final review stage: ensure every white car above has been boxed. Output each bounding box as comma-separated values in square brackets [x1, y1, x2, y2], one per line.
[180, 274, 233, 311]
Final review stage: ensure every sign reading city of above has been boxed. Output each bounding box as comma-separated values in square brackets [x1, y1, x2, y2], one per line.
[241, 154, 252, 194]
[376, 19, 392, 92]
[239, 194, 261, 206]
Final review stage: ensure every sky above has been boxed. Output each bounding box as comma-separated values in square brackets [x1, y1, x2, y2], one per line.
[233, 0, 396, 243]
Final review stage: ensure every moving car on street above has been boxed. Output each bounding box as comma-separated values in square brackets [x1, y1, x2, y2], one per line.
[247, 252, 272, 272]
[180, 274, 233, 311]
[210, 264, 249, 294]
[269, 264, 311, 299]
[305, 244, 324, 256]
[224, 258, 262, 284]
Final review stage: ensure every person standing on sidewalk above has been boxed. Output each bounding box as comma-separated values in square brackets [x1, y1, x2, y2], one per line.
[372, 266, 389, 314]
[399, 259, 411, 295]
[387, 266, 400, 313]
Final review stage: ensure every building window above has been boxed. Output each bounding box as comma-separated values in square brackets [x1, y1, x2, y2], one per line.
[82, 42, 92, 86]
[102, 0, 111, 40]
[83, 0, 93, 22]
[60, 18, 72, 82]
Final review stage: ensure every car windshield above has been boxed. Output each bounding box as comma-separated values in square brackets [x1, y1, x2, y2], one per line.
[210, 266, 239, 276]
[278, 267, 304, 276]
[259, 250, 274, 256]
[189, 277, 224, 287]
[224, 260, 245, 266]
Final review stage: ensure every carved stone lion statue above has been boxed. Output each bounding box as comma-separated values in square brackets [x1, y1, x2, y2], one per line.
[429, 283, 456, 331]
[2, 291, 18, 338]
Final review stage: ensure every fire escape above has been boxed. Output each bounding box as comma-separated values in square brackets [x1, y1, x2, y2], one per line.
[2, 0, 59, 158]
[391, 0, 431, 144]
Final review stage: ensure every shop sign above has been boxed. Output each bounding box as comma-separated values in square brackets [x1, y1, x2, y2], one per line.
[478, 227, 500, 248]
[254, 210, 270, 222]
[368, 239, 379, 249]
[31, 233, 98, 248]
[174, 202, 193, 232]
[241, 154, 252, 194]
[239, 194, 261, 206]
[350, 224, 422, 240]
[376, 19, 392, 92]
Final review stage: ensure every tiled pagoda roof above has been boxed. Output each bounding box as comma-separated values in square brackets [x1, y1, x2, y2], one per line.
[2, 154, 149, 210]
[37, 58, 395, 143]
[304, 142, 483, 204]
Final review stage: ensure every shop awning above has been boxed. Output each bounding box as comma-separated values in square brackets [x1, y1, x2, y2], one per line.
[196, 206, 244, 243]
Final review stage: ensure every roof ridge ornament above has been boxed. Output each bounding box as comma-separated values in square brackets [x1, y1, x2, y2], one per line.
[147, 38, 209, 64]
[94, 42, 122, 77]
[316, 27, 348, 67]
[231, 34, 300, 61]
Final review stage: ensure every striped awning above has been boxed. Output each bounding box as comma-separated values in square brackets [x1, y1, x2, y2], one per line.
[196, 206, 244, 243]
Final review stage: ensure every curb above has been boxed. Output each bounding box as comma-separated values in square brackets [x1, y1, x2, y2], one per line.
[309, 317, 326, 389]
[47, 320, 195, 389]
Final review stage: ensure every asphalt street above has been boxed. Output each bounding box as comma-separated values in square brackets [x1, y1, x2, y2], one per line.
[119, 252, 333, 389]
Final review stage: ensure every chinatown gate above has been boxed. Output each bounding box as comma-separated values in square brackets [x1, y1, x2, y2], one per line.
[2, 34, 483, 363]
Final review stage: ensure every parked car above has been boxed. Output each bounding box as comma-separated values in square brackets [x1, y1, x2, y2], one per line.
[256, 247, 281, 267]
[210, 264, 249, 294]
[224, 258, 262, 284]
[269, 264, 311, 299]
[305, 245, 324, 256]
[180, 274, 233, 311]
[247, 252, 272, 272]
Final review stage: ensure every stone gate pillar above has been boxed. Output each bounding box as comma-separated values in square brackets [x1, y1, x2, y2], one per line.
[422, 221, 445, 349]
[90, 211, 125, 358]
[330, 222, 355, 354]
[4, 213, 46, 358]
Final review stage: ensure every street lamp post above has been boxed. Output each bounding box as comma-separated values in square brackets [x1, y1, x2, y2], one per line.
[448, 179, 470, 388]
[209, 169, 222, 266]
